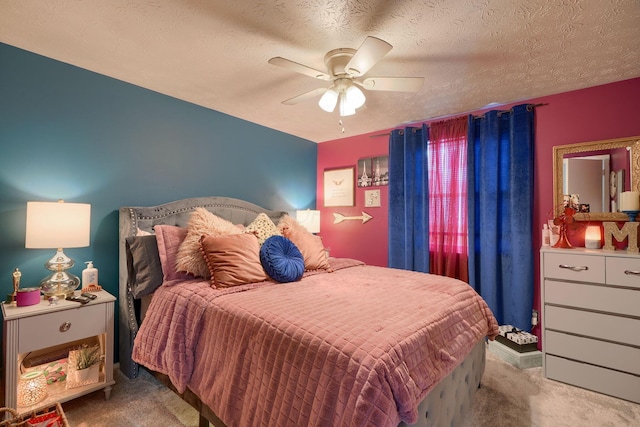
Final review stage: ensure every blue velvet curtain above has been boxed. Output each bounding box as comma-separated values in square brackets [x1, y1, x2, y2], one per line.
[467, 104, 535, 330]
[388, 124, 430, 272]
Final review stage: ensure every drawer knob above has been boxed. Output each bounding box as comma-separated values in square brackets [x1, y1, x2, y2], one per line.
[624, 269, 640, 276]
[558, 264, 588, 272]
[59, 322, 71, 332]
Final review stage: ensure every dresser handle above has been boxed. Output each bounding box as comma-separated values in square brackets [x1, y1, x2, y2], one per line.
[624, 270, 640, 276]
[59, 322, 71, 332]
[558, 264, 588, 272]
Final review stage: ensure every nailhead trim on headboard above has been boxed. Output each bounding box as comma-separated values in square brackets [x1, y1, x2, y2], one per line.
[118, 197, 288, 380]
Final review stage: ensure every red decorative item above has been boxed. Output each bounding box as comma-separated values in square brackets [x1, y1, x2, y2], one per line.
[552, 207, 576, 248]
[553, 223, 572, 248]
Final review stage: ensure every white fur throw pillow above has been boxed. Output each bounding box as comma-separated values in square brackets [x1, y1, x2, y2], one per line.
[176, 208, 241, 278]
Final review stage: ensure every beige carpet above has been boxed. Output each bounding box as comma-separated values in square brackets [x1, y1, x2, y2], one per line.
[462, 353, 640, 427]
[62, 368, 199, 427]
[63, 352, 640, 426]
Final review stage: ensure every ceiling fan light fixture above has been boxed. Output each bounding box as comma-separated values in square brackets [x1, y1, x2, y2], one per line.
[339, 93, 356, 117]
[270, 36, 422, 119]
[318, 88, 338, 112]
[345, 85, 366, 109]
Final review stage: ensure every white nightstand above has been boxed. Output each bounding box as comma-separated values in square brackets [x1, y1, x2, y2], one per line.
[1, 290, 116, 413]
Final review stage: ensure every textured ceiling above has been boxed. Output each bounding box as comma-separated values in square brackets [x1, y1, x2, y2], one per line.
[1, 0, 639, 143]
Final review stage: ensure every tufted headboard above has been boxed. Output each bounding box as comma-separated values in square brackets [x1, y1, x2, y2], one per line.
[118, 196, 287, 379]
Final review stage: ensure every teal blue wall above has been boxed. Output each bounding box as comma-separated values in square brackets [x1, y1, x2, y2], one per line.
[0, 43, 317, 357]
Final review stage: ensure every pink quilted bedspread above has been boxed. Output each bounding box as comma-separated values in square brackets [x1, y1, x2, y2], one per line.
[132, 258, 498, 427]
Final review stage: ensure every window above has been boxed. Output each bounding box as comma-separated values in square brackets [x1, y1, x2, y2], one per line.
[427, 117, 468, 280]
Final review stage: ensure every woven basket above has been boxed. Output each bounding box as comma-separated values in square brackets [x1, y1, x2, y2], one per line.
[0, 402, 68, 427]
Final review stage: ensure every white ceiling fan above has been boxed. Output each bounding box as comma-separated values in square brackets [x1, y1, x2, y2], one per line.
[268, 36, 424, 117]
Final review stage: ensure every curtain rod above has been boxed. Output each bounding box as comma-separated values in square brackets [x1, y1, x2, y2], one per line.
[368, 103, 548, 138]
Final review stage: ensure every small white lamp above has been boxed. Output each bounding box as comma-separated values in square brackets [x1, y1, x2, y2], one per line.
[319, 88, 339, 113]
[26, 200, 91, 297]
[584, 225, 602, 249]
[338, 93, 356, 117]
[296, 210, 321, 234]
[344, 85, 366, 109]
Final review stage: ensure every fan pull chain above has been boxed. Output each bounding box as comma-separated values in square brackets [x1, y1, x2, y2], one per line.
[339, 119, 345, 133]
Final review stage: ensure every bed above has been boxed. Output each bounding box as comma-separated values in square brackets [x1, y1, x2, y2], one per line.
[118, 196, 498, 427]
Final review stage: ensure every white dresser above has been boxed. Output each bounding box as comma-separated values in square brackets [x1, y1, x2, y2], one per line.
[540, 247, 640, 403]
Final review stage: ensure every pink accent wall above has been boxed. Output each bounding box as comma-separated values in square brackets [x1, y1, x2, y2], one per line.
[317, 77, 640, 341]
[317, 131, 390, 266]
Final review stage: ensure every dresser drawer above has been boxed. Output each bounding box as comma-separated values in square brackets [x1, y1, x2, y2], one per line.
[543, 252, 605, 283]
[545, 279, 640, 317]
[18, 304, 106, 353]
[545, 330, 640, 375]
[606, 256, 640, 288]
[545, 355, 640, 404]
[545, 305, 640, 347]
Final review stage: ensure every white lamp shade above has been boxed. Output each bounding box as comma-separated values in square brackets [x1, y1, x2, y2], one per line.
[296, 210, 321, 234]
[318, 88, 338, 112]
[584, 225, 601, 249]
[339, 94, 356, 116]
[26, 201, 91, 248]
[345, 85, 366, 109]
[585, 226, 601, 240]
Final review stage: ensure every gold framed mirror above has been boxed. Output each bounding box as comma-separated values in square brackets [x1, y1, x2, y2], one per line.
[553, 136, 640, 221]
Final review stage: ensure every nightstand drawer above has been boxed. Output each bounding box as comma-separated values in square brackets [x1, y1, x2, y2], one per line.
[606, 257, 640, 288]
[18, 304, 106, 353]
[543, 252, 605, 283]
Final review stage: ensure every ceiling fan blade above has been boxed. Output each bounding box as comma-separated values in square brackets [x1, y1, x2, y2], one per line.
[360, 77, 424, 92]
[268, 57, 331, 81]
[281, 87, 328, 105]
[345, 36, 393, 77]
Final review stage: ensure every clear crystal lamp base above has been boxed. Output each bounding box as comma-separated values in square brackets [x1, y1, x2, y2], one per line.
[39, 248, 80, 297]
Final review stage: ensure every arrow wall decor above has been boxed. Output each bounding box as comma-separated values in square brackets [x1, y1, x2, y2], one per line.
[333, 212, 373, 224]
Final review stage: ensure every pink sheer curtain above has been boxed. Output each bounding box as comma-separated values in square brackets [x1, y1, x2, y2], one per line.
[428, 117, 468, 281]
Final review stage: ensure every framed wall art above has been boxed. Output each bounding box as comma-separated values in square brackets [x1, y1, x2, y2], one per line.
[357, 155, 389, 187]
[324, 167, 355, 207]
[357, 158, 372, 187]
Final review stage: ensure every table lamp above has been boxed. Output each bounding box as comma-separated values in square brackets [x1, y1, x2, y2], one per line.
[295, 210, 321, 234]
[584, 225, 602, 249]
[26, 200, 91, 297]
[17, 371, 47, 406]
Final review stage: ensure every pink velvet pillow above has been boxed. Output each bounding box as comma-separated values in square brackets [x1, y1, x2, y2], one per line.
[278, 215, 331, 272]
[176, 208, 241, 278]
[154, 225, 192, 282]
[199, 233, 268, 288]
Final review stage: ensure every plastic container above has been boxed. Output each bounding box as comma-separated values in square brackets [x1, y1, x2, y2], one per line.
[542, 224, 550, 246]
[82, 261, 98, 288]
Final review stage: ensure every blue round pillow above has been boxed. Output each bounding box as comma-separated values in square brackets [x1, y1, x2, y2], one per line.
[260, 235, 304, 283]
